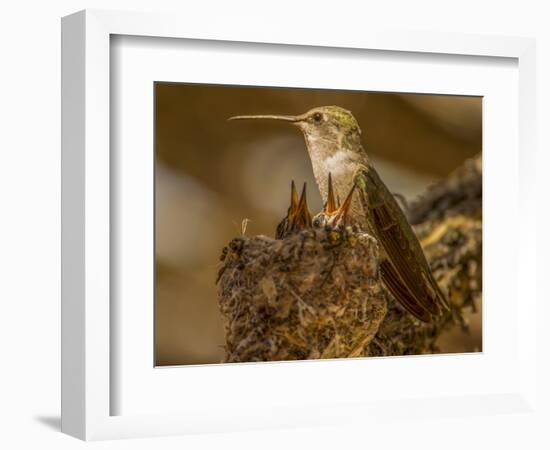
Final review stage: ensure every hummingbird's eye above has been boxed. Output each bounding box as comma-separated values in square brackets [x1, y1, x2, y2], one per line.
[312, 112, 323, 123]
[313, 217, 322, 227]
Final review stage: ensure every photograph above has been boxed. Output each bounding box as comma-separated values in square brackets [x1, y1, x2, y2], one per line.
[154, 83, 482, 366]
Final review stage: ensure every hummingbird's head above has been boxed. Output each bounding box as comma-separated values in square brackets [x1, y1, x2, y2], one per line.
[229, 105, 362, 154]
[295, 106, 362, 148]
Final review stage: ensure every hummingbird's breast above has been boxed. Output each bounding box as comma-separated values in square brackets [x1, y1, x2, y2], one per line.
[312, 149, 367, 222]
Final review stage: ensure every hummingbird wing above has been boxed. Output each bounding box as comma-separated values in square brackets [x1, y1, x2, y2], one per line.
[380, 260, 432, 323]
[355, 166, 449, 322]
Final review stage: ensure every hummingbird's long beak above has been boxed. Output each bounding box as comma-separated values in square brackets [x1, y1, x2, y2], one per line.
[228, 114, 301, 123]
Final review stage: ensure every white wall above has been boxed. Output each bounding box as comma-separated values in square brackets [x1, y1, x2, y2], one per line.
[0, 1, 548, 448]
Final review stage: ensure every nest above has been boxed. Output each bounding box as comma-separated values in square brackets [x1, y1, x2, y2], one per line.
[217, 228, 387, 363]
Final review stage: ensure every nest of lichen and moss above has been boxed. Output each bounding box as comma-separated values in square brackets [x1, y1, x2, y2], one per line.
[217, 227, 387, 363]
[215, 210, 481, 361]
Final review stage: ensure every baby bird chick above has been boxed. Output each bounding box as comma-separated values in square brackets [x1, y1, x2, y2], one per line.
[312, 173, 357, 231]
[275, 182, 312, 239]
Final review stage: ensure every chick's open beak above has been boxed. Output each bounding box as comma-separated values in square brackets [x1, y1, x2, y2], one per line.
[332, 185, 356, 225]
[292, 183, 312, 230]
[325, 173, 337, 214]
[289, 180, 299, 218]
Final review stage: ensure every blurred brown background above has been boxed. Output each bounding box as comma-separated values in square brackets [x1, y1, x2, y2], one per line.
[154, 83, 482, 366]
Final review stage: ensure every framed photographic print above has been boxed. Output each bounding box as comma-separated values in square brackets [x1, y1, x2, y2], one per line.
[61, 9, 537, 441]
[154, 83, 483, 366]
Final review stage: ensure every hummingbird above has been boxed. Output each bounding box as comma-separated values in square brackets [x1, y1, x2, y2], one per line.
[230, 106, 449, 323]
[275, 181, 312, 239]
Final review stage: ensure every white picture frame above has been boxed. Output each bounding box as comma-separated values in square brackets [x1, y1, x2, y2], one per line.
[61, 9, 537, 441]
